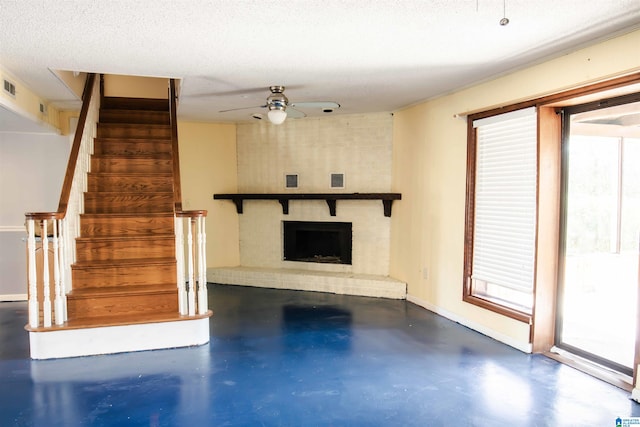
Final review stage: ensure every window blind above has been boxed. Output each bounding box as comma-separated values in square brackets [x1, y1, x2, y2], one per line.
[472, 107, 537, 294]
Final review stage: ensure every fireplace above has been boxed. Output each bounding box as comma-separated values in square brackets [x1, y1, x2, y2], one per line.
[283, 221, 352, 264]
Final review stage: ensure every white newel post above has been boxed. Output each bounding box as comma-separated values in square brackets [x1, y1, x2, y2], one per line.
[52, 219, 64, 325]
[59, 218, 68, 322]
[175, 216, 187, 315]
[186, 218, 196, 316]
[27, 220, 39, 328]
[41, 220, 52, 328]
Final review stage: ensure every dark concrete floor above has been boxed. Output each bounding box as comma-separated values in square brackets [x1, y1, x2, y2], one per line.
[0, 284, 638, 426]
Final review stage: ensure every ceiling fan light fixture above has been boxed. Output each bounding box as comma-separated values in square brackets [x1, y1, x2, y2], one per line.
[268, 107, 287, 125]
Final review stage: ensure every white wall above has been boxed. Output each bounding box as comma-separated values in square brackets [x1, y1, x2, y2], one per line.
[0, 132, 69, 298]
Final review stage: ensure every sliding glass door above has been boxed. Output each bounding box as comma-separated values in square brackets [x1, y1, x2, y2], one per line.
[557, 97, 640, 376]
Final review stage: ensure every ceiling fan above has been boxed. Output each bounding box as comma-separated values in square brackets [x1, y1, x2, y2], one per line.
[219, 86, 340, 125]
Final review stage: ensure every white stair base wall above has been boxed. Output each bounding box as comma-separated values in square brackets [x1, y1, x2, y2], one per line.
[209, 267, 407, 299]
[29, 317, 210, 359]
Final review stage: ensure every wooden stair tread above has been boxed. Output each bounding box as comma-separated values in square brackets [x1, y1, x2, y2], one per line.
[89, 172, 173, 177]
[69, 284, 177, 297]
[94, 137, 172, 143]
[101, 108, 169, 115]
[26, 310, 212, 332]
[72, 257, 176, 268]
[81, 212, 174, 218]
[75, 235, 174, 242]
[98, 122, 170, 128]
[83, 191, 174, 195]
[91, 153, 172, 159]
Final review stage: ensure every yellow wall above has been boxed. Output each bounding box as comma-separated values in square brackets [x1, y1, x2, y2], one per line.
[390, 29, 640, 348]
[103, 74, 168, 99]
[178, 121, 240, 268]
[0, 64, 62, 132]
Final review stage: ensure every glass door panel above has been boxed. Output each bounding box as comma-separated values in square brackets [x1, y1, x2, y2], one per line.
[557, 100, 640, 375]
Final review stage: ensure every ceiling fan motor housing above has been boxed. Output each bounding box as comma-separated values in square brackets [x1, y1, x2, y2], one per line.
[267, 86, 288, 111]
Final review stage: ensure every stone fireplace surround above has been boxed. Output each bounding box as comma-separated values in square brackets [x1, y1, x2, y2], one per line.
[208, 199, 406, 299]
[208, 113, 406, 299]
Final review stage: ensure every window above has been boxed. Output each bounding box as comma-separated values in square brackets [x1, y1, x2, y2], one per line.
[464, 107, 538, 321]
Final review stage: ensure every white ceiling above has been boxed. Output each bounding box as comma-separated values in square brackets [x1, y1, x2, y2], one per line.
[1, 0, 639, 126]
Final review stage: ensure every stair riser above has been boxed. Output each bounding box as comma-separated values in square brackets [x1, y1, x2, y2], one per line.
[102, 97, 169, 112]
[91, 158, 172, 173]
[94, 139, 172, 156]
[72, 263, 177, 288]
[75, 238, 175, 262]
[84, 194, 173, 214]
[100, 110, 170, 125]
[67, 291, 178, 319]
[97, 124, 171, 139]
[87, 174, 173, 192]
[80, 215, 175, 237]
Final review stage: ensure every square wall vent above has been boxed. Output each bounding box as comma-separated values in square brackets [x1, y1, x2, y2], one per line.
[285, 174, 299, 189]
[3, 79, 16, 97]
[330, 173, 345, 189]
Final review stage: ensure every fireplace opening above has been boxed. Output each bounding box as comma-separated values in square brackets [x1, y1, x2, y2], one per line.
[283, 221, 352, 264]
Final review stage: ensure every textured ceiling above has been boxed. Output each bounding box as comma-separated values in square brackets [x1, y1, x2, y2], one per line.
[1, 0, 640, 125]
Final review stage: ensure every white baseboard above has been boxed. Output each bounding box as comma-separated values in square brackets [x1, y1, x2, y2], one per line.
[406, 294, 532, 353]
[0, 293, 27, 302]
[29, 317, 210, 359]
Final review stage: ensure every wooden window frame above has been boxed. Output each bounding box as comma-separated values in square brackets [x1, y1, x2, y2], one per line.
[463, 72, 640, 330]
[463, 111, 536, 324]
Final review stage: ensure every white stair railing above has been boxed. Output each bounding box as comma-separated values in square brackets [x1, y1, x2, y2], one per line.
[24, 73, 99, 329]
[175, 211, 208, 316]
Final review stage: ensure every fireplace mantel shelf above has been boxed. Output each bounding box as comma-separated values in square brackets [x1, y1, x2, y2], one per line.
[213, 193, 402, 217]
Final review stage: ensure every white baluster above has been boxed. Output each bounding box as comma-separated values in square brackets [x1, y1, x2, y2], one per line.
[186, 218, 196, 316]
[59, 218, 68, 321]
[27, 220, 39, 328]
[197, 216, 208, 314]
[175, 216, 187, 315]
[41, 220, 52, 327]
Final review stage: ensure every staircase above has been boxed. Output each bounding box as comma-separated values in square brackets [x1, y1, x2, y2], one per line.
[66, 97, 180, 326]
[26, 77, 209, 359]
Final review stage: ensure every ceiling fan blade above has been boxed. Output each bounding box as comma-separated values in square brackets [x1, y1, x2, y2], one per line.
[219, 104, 267, 113]
[193, 87, 268, 98]
[290, 101, 340, 109]
[286, 107, 306, 119]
